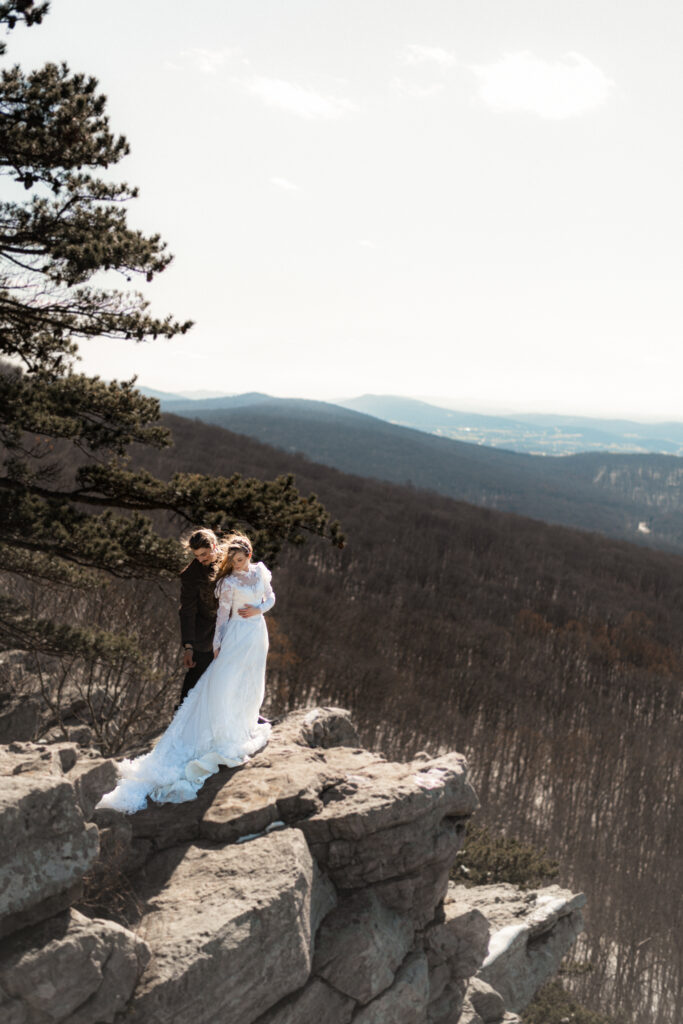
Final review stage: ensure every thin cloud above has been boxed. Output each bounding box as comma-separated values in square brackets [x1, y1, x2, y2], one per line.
[402, 45, 457, 69]
[471, 51, 615, 119]
[246, 77, 356, 119]
[180, 47, 243, 75]
[270, 176, 300, 192]
[392, 77, 444, 99]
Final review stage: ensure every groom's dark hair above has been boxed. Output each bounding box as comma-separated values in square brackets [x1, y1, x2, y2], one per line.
[187, 528, 218, 550]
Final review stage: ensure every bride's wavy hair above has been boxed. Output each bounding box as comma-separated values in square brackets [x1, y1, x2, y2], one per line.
[214, 532, 253, 585]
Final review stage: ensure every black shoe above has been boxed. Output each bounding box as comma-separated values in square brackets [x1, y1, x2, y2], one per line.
[257, 715, 271, 725]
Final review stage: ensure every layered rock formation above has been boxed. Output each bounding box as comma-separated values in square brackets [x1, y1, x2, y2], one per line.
[0, 708, 585, 1024]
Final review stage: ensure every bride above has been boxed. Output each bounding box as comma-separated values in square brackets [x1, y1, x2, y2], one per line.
[97, 533, 274, 814]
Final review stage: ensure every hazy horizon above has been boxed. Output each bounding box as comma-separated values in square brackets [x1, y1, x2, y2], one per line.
[145, 384, 681, 425]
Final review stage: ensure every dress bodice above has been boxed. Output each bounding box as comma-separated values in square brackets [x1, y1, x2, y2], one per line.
[217, 562, 270, 606]
[213, 562, 275, 649]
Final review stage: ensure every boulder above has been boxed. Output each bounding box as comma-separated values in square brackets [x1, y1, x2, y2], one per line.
[301, 754, 477, 863]
[0, 697, 40, 743]
[0, 907, 150, 1024]
[299, 753, 477, 924]
[0, 771, 99, 938]
[88, 807, 153, 881]
[313, 890, 414, 1004]
[121, 828, 337, 1024]
[263, 707, 361, 752]
[298, 707, 361, 748]
[466, 978, 506, 1022]
[40, 724, 95, 747]
[200, 746, 338, 842]
[463, 883, 587, 1012]
[370, 862, 453, 928]
[427, 979, 468, 1024]
[425, 901, 490, 981]
[0, 740, 80, 777]
[425, 899, 490, 1022]
[456, 1006, 485, 1024]
[353, 951, 430, 1024]
[66, 724, 95, 747]
[67, 757, 118, 821]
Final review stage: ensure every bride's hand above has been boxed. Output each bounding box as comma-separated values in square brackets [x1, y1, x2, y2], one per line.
[238, 604, 260, 618]
[213, 648, 220, 659]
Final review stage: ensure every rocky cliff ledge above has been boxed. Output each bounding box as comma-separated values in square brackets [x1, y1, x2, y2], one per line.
[0, 708, 585, 1024]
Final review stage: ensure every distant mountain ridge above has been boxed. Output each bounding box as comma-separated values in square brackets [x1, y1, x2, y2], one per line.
[144, 387, 683, 455]
[159, 391, 272, 413]
[138, 385, 186, 402]
[339, 395, 683, 455]
[148, 390, 683, 555]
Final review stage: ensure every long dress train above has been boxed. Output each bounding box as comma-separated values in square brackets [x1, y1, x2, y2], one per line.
[97, 562, 274, 815]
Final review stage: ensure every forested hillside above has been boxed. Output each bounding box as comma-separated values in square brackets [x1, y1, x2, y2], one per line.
[164, 397, 683, 555]
[129, 412, 682, 1024]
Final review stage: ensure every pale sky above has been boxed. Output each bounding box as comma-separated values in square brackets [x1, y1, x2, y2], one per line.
[4, 0, 683, 419]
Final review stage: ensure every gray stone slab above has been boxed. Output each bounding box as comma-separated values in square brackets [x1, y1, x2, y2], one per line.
[122, 829, 330, 1024]
[314, 890, 414, 1004]
[0, 908, 150, 1024]
[0, 771, 99, 938]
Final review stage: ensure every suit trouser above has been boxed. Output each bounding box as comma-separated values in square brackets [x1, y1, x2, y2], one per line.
[179, 649, 214, 704]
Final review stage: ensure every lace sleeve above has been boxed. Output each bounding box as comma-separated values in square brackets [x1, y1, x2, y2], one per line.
[213, 577, 233, 650]
[258, 562, 275, 615]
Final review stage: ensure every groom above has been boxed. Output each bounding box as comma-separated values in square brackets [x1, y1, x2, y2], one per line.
[178, 528, 221, 704]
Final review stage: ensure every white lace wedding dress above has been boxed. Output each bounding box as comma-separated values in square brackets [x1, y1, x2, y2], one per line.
[97, 562, 274, 814]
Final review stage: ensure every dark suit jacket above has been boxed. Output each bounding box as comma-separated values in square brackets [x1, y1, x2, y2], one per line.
[179, 559, 219, 652]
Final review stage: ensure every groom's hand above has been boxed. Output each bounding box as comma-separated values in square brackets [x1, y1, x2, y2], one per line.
[183, 649, 196, 669]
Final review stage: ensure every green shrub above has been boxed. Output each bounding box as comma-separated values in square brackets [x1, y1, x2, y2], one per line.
[523, 980, 620, 1024]
[452, 824, 560, 889]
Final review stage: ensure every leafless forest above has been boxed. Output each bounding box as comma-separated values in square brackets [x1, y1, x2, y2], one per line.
[269, 508, 679, 1024]
[9, 415, 679, 1024]
[165, 418, 681, 1024]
